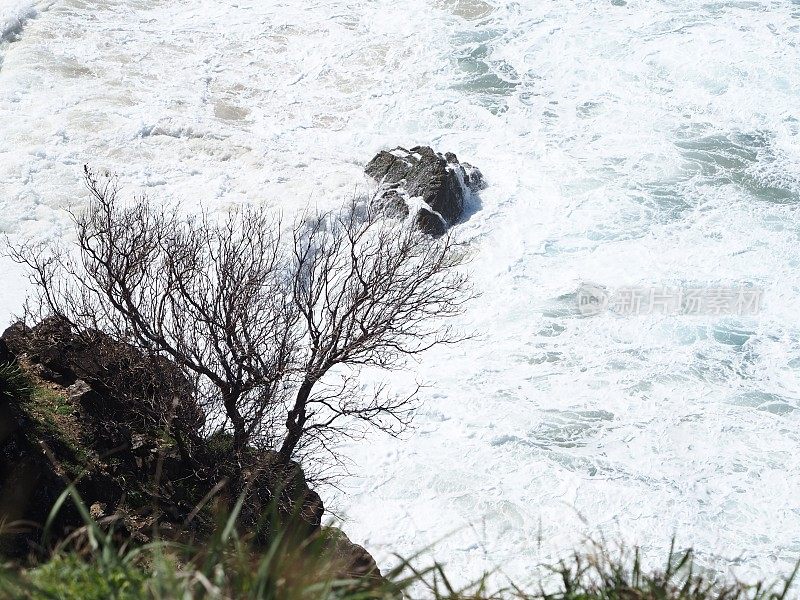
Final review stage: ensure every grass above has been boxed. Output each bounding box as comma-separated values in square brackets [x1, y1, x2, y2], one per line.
[0, 487, 796, 600]
[31, 386, 74, 417]
[0, 360, 91, 477]
[24, 554, 148, 600]
[0, 361, 31, 403]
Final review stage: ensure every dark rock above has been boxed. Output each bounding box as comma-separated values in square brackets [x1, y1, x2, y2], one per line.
[0, 338, 10, 365]
[1, 318, 204, 443]
[462, 161, 487, 192]
[322, 526, 386, 585]
[238, 450, 325, 543]
[372, 186, 410, 219]
[365, 146, 484, 233]
[0, 367, 119, 558]
[364, 150, 414, 184]
[3, 319, 73, 380]
[32, 363, 67, 384]
[0, 428, 76, 557]
[0, 322, 29, 362]
[415, 207, 448, 237]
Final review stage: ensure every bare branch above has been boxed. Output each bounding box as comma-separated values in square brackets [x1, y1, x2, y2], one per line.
[7, 169, 474, 476]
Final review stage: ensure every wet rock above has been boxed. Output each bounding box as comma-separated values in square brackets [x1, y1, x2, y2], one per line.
[415, 207, 448, 236]
[365, 145, 485, 233]
[372, 186, 410, 219]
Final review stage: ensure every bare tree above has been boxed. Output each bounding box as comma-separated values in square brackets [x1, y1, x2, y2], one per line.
[9, 167, 472, 467]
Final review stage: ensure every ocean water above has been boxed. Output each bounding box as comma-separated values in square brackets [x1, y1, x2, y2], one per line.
[1, 0, 799, 587]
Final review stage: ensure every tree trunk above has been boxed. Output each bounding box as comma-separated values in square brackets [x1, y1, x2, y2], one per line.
[173, 426, 192, 465]
[278, 378, 314, 462]
[222, 392, 248, 456]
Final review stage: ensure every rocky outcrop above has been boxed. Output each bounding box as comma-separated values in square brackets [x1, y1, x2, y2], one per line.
[365, 145, 485, 235]
[0, 319, 386, 587]
[321, 526, 385, 585]
[3, 319, 201, 419]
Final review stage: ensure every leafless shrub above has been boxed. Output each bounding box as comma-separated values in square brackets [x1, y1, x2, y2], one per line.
[8, 167, 473, 470]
